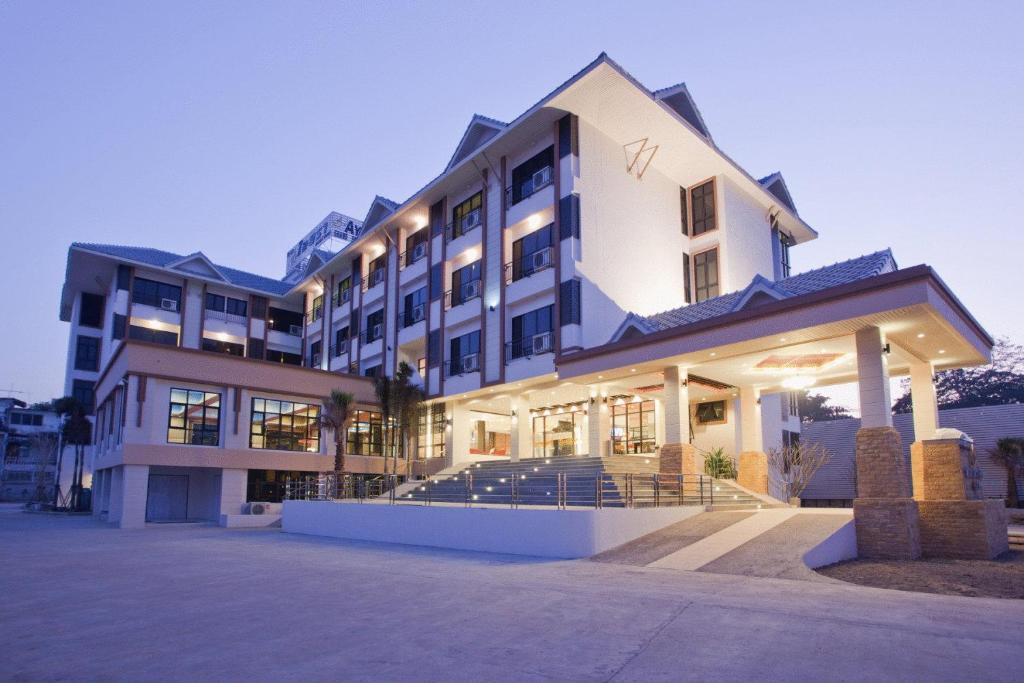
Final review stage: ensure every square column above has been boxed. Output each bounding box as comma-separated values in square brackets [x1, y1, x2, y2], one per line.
[908, 358, 939, 441]
[117, 464, 149, 529]
[662, 366, 689, 445]
[446, 402, 472, 466]
[736, 387, 768, 493]
[219, 468, 248, 517]
[586, 389, 610, 458]
[509, 396, 532, 462]
[852, 326, 920, 559]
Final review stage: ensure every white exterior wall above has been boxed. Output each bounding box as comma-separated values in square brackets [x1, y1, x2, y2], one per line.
[719, 177, 777, 293]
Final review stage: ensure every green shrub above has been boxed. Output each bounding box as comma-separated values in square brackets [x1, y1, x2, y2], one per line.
[703, 447, 737, 479]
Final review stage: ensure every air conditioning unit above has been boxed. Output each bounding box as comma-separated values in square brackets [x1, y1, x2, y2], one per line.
[462, 209, 480, 230]
[372, 323, 383, 340]
[412, 242, 428, 261]
[337, 340, 348, 354]
[160, 298, 177, 311]
[289, 324, 303, 336]
[463, 280, 482, 301]
[461, 353, 480, 373]
[532, 332, 553, 355]
[341, 288, 351, 303]
[246, 502, 271, 515]
[532, 166, 552, 189]
[411, 305, 425, 323]
[532, 248, 552, 271]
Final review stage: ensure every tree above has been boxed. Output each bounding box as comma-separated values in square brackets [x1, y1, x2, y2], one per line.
[988, 437, 1024, 508]
[28, 432, 59, 504]
[318, 390, 354, 487]
[373, 373, 395, 478]
[390, 362, 424, 479]
[767, 441, 832, 501]
[893, 337, 1024, 413]
[797, 391, 852, 424]
[50, 395, 91, 510]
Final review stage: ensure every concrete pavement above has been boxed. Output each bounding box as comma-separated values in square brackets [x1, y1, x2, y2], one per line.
[1, 513, 1022, 681]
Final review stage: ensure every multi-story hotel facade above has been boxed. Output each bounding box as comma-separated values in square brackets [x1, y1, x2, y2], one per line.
[59, 54, 992, 528]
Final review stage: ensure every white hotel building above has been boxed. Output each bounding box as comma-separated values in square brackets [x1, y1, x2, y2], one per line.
[59, 54, 992, 527]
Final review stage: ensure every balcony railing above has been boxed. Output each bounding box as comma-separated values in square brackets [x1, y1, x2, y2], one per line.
[329, 340, 348, 358]
[306, 307, 324, 324]
[362, 268, 386, 292]
[132, 295, 180, 312]
[204, 308, 247, 325]
[444, 279, 482, 310]
[444, 208, 482, 243]
[401, 244, 428, 269]
[505, 331, 554, 363]
[445, 353, 480, 377]
[310, 352, 322, 367]
[332, 288, 352, 308]
[505, 166, 553, 207]
[504, 246, 555, 284]
[361, 325, 384, 344]
[399, 304, 426, 328]
[268, 322, 304, 337]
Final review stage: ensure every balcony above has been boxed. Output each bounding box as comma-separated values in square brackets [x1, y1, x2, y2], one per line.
[444, 279, 482, 310]
[401, 243, 428, 269]
[361, 324, 384, 345]
[504, 246, 554, 284]
[398, 304, 426, 329]
[505, 331, 554, 364]
[445, 353, 481, 377]
[310, 352, 322, 367]
[444, 208, 482, 243]
[205, 308, 247, 326]
[363, 268, 386, 292]
[332, 288, 353, 309]
[505, 165, 553, 207]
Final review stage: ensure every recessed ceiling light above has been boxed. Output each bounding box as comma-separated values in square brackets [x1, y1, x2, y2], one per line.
[710, 352, 716, 357]
[597, 375, 603, 379]
[938, 349, 946, 354]
[780, 337, 787, 342]
[917, 333, 926, 339]
[630, 368, 636, 372]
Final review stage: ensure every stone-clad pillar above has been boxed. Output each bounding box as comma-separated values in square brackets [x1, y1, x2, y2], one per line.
[852, 326, 921, 559]
[736, 387, 768, 493]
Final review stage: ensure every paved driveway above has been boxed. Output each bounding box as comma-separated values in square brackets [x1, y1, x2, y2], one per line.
[1, 513, 1022, 682]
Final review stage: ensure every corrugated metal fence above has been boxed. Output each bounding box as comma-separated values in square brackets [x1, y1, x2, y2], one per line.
[802, 404, 1024, 503]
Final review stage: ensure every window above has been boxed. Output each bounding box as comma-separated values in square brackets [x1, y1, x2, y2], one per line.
[404, 228, 429, 266]
[363, 364, 382, 379]
[251, 296, 268, 320]
[448, 330, 480, 375]
[334, 277, 352, 306]
[509, 305, 553, 361]
[510, 224, 554, 281]
[690, 180, 716, 235]
[10, 412, 43, 427]
[693, 249, 719, 302]
[167, 389, 220, 446]
[783, 430, 801, 448]
[247, 337, 264, 360]
[74, 336, 100, 371]
[333, 326, 349, 356]
[696, 400, 726, 424]
[611, 400, 656, 454]
[558, 194, 580, 240]
[268, 307, 303, 335]
[402, 287, 427, 327]
[532, 409, 582, 458]
[309, 340, 322, 366]
[508, 146, 554, 205]
[79, 293, 104, 328]
[450, 260, 482, 307]
[72, 380, 94, 414]
[226, 297, 247, 318]
[310, 294, 324, 322]
[779, 232, 793, 279]
[364, 309, 384, 342]
[201, 337, 244, 356]
[131, 277, 182, 310]
[450, 192, 482, 240]
[367, 254, 386, 288]
[249, 398, 320, 452]
[416, 404, 447, 460]
[266, 349, 302, 365]
[129, 325, 178, 346]
[348, 409, 384, 456]
[560, 278, 581, 326]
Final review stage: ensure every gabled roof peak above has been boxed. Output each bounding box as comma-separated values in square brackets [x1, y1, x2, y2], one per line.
[361, 195, 400, 230]
[445, 114, 507, 171]
[759, 172, 798, 215]
[653, 82, 712, 140]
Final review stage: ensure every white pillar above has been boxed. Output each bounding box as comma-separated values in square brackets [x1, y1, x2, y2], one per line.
[855, 327, 893, 428]
[509, 396, 532, 462]
[447, 401, 472, 466]
[662, 366, 690, 444]
[587, 389, 611, 458]
[107, 467, 124, 523]
[117, 464, 149, 529]
[219, 468, 248, 517]
[739, 387, 763, 453]
[909, 358, 939, 441]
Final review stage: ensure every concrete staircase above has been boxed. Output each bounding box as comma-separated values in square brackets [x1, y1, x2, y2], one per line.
[395, 455, 778, 510]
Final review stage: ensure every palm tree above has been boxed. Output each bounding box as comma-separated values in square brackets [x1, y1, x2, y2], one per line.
[989, 437, 1024, 508]
[390, 362, 425, 479]
[50, 396, 91, 510]
[318, 390, 354, 490]
[373, 373, 395, 478]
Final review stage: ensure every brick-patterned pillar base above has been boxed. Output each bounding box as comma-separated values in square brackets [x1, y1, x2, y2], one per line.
[660, 443, 699, 475]
[912, 435, 1009, 559]
[853, 498, 922, 559]
[853, 427, 921, 559]
[737, 451, 768, 494]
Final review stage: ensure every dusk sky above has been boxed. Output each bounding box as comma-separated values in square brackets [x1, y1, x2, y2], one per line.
[1, 1, 1021, 406]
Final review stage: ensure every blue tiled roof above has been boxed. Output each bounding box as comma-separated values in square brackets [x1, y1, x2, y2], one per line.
[72, 243, 293, 296]
[640, 250, 897, 332]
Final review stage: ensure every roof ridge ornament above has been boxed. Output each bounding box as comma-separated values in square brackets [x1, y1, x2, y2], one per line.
[623, 138, 659, 180]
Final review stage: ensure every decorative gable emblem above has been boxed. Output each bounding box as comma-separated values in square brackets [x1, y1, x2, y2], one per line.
[623, 138, 659, 180]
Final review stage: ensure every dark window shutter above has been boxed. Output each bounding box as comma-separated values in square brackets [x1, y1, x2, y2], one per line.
[116, 264, 131, 291]
[559, 194, 580, 241]
[429, 263, 443, 302]
[680, 187, 689, 235]
[251, 296, 268, 320]
[558, 114, 572, 159]
[247, 337, 265, 360]
[112, 314, 126, 340]
[351, 255, 362, 279]
[560, 278, 582, 326]
[427, 329, 441, 367]
[682, 252, 692, 304]
[429, 200, 445, 238]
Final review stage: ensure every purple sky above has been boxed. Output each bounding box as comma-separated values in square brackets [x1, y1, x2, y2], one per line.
[2, 1, 1021, 406]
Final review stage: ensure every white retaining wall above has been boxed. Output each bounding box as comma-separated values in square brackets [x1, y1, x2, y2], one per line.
[282, 501, 704, 559]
